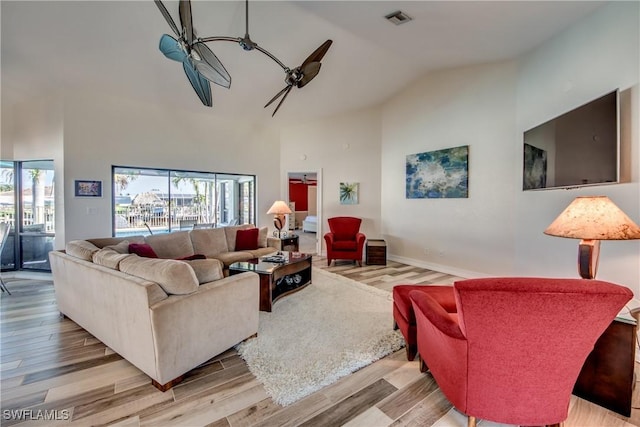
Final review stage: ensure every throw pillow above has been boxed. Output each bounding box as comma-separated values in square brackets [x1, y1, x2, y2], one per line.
[93, 249, 131, 270]
[128, 243, 158, 258]
[258, 226, 268, 248]
[66, 240, 100, 261]
[235, 228, 259, 250]
[104, 240, 129, 254]
[119, 255, 199, 295]
[184, 258, 224, 284]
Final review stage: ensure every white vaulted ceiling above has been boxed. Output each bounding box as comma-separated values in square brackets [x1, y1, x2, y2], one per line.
[1, 1, 605, 125]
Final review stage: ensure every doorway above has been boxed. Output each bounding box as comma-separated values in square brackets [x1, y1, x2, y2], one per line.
[286, 170, 321, 254]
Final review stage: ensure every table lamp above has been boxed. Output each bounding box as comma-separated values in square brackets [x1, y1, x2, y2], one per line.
[267, 200, 292, 239]
[544, 196, 640, 279]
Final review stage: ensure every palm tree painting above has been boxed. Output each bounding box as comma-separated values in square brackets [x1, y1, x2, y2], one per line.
[340, 182, 359, 205]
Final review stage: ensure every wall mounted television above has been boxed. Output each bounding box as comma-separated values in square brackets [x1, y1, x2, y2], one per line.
[523, 90, 619, 191]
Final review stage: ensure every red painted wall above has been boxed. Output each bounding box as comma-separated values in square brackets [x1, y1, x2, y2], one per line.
[289, 182, 308, 211]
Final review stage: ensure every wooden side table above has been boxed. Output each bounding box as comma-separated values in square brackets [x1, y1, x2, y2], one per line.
[279, 235, 299, 252]
[573, 314, 637, 416]
[366, 239, 387, 265]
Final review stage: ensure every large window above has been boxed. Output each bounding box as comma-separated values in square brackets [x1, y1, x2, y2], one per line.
[113, 166, 255, 236]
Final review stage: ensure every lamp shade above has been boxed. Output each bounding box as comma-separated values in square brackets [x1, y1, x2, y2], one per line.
[267, 200, 292, 215]
[544, 196, 640, 240]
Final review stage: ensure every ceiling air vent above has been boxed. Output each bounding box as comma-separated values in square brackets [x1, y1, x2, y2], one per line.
[385, 10, 412, 25]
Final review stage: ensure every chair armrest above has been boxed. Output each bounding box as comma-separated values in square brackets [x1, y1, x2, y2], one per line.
[324, 233, 335, 245]
[266, 237, 281, 249]
[355, 233, 366, 249]
[410, 290, 465, 340]
[410, 290, 468, 413]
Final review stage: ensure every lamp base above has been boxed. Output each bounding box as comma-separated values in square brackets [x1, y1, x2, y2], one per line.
[578, 239, 600, 280]
[273, 214, 285, 239]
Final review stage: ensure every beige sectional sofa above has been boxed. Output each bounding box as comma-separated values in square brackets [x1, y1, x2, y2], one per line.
[49, 224, 279, 391]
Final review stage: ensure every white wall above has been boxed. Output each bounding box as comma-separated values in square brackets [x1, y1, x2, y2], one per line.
[514, 1, 640, 290]
[379, 2, 639, 292]
[3, 92, 281, 246]
[280, 107, 382, 251]
[381, 62, 519, 278]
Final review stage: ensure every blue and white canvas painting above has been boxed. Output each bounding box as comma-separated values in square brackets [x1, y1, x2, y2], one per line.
[406, 145, 469, 199]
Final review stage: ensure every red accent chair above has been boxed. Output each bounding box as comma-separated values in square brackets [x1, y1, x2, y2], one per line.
[392, 284, 456, 361]
[324, 217, 366, 266]
[410, 277, 633, 427]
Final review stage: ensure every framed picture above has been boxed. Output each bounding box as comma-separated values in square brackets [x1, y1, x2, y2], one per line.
[523, 143, 547, 190]
[340, 182, 359, 205]
[75, 180, 102, 197]
[406, 145, 469, 198]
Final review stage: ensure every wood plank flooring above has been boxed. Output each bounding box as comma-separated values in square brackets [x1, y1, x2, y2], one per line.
[1, 260, 639, 427]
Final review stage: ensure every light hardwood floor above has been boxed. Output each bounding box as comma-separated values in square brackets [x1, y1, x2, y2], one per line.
[1, 260, 639, 426]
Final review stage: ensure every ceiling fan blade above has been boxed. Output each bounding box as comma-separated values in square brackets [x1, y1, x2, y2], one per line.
[154, 0, 180, 37]
[192, 42, 231, 88]
[179, 0, 195, 46]
[300, 40, 333, 69]
[271, 85, 293, 117]
[183, 57, 212, 107]
[159, 34, 186, 62]
[264, 85, 290, 108]
[297, 62, 321, 88]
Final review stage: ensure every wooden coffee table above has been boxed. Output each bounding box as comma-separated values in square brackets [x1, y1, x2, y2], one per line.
[229, 252, 312, 312]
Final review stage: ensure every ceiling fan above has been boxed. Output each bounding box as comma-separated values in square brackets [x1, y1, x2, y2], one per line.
[154, 0, 332, 116]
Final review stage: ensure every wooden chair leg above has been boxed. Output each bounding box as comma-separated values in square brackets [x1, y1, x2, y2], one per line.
[405, 344, 417, 361]
[419, 355, 428, 372]
[467, 416, 477, 427]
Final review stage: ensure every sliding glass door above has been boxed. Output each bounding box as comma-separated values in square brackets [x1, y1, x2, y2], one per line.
[0, 160, 55, 272]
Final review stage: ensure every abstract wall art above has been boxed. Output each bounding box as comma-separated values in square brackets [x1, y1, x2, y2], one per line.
[406, 145, 469, 199]
[75, 180, 103, 197]
[523, 143, 547, 190]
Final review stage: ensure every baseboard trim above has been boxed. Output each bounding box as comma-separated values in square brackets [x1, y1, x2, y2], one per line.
[387, 254, 489, 279]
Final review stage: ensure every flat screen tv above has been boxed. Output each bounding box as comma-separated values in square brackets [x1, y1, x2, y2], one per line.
[523, 90, 619, 190]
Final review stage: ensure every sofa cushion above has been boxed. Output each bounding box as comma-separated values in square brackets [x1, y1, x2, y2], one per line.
[236, 228, 259, 250]
[258, 226, 268, 248]
[184, 258, 224, 284]
[145, 231, 194, 259]
[333, 240, 358, 251]
[224, 224, 253, 251]
[66, 240, 100, 261]
[129, 243, 159, 258]
[190, 228, 229, 257]
[88, 236, 145, 248]
[215, 251, 255, 267]
[245, 247, 278, 259]
[104, 240, 130, 254]
[119, 255, 199, 295]
[93, 248, 131, 269]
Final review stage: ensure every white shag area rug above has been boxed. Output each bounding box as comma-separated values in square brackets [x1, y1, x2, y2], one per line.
[236, 267, 405, 406]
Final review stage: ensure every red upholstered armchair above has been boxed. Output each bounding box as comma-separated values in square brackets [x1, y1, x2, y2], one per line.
[410, 277, 632, 427]
[324, 217, 366, 266]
